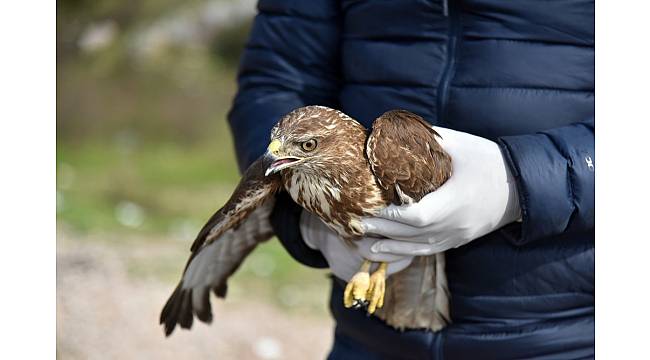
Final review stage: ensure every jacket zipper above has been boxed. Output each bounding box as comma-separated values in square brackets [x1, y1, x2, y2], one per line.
[437, 0, 460, 125]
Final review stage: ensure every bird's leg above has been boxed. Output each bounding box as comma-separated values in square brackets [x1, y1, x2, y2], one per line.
[344, 260, 372, 309]
[367, 262, 387, 314]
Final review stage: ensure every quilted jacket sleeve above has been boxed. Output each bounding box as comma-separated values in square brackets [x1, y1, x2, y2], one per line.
[497, 118, 595, 245]
[227, 0, 341, 267]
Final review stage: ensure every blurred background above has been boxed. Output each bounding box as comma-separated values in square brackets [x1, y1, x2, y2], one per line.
[56, 1, 332, 358]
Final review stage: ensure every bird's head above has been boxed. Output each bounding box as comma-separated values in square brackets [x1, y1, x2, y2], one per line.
[264, 106, 366, 177]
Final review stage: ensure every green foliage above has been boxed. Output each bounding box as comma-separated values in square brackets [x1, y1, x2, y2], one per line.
[57, 1, 246, 234]
[56, 140, 239, 234]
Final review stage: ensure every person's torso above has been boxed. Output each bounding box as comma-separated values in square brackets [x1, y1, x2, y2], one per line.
[331, 1, 594, 358]
[337, 0, 594, 140]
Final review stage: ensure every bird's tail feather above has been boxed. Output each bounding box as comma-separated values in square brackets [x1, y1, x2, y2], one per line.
[376, 253, 450, 331]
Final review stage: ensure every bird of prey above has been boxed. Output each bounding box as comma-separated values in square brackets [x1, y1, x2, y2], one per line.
[160, 106, 452, 336]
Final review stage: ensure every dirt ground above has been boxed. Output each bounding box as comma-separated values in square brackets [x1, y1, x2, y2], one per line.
[56, 239, 334, 359]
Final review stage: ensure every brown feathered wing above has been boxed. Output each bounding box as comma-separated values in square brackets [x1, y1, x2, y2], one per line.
[160, 155, 282, 336]
[366, 110, 452, 331]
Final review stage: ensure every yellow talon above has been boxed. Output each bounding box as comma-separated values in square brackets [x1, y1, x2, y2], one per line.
[367, 262, 387, 314]
[344, 260, 371, 309]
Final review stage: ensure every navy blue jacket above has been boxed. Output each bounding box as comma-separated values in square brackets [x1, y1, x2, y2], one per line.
[228, 1, 594, 359]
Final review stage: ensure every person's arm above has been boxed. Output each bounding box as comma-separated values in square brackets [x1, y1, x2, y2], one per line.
[357, 120, 594, 257]
[227, 0, 340, 267]
[497, 118, 594, 245]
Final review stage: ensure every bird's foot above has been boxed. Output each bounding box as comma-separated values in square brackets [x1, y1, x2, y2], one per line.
[366, 262, 387, 314]
[344, 260, 371, 309]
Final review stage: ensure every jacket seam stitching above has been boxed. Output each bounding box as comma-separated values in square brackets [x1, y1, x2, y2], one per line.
[257, 10, 336, 23]
[451, 85, 594, 94]
[343, 81, 437, 89]
[462, 36, 594, 48]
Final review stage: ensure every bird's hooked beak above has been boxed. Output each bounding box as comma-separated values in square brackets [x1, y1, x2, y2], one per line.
[264, 139, 303, 176]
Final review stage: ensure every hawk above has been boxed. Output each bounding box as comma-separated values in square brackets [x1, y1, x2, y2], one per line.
[160, 106, 452, 336]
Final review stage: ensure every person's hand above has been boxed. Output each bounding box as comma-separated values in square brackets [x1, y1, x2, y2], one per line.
[299, 211, 413, 281]
[362, 126, 521, 256]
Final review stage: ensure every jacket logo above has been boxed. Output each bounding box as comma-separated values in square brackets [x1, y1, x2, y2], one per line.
[585, 156, 594, 171]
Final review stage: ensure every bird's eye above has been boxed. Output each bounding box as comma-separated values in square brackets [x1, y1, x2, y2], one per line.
[301, 139, 317, 152]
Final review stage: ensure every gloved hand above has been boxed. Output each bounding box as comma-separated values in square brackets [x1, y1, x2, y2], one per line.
[363, 126, 522, 256]
[299, 211, 413, 281]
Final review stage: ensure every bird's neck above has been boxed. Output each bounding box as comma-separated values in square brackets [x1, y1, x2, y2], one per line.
[283, 163, 388, 240]
[283, 170, 343, 220]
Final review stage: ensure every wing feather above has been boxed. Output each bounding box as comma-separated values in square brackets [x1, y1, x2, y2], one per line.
[160, 155, 281, 336]
[366, 110, 452, 204]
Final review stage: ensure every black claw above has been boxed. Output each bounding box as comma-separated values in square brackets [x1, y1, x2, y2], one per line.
[351, 299, 369, 310]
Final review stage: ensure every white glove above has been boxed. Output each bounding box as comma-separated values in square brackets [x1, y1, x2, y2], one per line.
[299, 211, 413, 281]
[362, 126, 521, 256]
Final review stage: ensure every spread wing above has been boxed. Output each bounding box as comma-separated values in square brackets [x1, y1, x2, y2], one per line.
[160, 155, 282, 336]
[366, 110, 452, 204]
